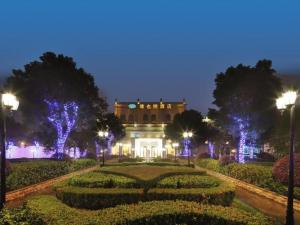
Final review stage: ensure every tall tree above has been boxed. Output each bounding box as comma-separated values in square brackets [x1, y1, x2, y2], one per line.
[5, 52, 107, 158]
[165, 109, 209, 154]
[211, 60, 282, 163]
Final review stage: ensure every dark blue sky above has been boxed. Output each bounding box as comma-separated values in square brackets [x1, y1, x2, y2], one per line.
[1, 1, 300, 112]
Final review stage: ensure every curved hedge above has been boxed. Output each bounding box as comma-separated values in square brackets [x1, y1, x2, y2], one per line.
[148, 181, 234, 206]
[67, 172, 140, 188]
[26, 196, 270, 225]
[156, 175, 220, 188]
[55, 178, 234, 209]
[56, 187, 144, 209]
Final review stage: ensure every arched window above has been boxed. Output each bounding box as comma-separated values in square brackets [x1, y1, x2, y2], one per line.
[165, 114, 171, 122]
[151, 114, 156, 122]
[143, 114, 149, 122]
[128, 114, 134, 122]
[120, 114, 126, 122]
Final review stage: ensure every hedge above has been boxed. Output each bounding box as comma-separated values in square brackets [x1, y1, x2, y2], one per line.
[67, 172, 140, 188]
[198, 159, 300, 200]
[25, 195, 270, 225]
[148, 181, 235, 206]
[156, 175, 220, 188]
[2, 159, 96, 191]
[56, 187, 144, 209]
[55, 178, 234, 209]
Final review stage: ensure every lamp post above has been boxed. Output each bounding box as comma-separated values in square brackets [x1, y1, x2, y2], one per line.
[276, 90, 298, 225]
[0, 93, 19, 210]
[118, 143, 123, 162]
[98, 130, 109, 166]
[183, 131, 193, 166]
[172, 143, 179, 161]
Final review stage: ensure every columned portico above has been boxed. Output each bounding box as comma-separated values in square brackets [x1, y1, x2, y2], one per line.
[135, 138, 163, 159]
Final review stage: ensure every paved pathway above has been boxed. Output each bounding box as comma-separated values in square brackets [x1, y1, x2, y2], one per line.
[196, 165, 300, 225]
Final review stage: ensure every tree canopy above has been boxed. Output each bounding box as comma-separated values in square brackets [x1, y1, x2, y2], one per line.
[210, 59, 282, 161]
[5, 52, 108, 155]
[165, 109, 210, 148]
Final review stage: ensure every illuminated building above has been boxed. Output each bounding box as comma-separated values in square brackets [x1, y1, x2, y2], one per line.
[113, 98, 186, 160]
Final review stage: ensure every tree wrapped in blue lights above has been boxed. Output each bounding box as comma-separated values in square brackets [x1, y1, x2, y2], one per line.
[5, 52, 108, 157]
[45, 100, 78, 157]
[210, 60, 282, 163]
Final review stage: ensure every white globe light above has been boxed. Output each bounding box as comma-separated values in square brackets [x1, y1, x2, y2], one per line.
[276, 97, 286, 110]
[2, 93, 19, 110]
[282, 91, 297, 106]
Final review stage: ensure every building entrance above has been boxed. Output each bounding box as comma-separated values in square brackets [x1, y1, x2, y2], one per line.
[135, 138, 163, 160]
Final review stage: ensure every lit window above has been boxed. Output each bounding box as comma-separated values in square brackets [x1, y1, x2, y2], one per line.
[147, 104, 151, 109]
[167, 104, 172, 109]
[153, 104, 158, 109]
[160, 104, 165, 109]
[140, 104, 144, 109]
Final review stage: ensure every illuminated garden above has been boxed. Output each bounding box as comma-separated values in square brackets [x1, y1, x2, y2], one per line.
[1, 2, 300, 221]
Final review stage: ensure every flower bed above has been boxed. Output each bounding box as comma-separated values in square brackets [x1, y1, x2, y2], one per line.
[25, 196, 270, 225]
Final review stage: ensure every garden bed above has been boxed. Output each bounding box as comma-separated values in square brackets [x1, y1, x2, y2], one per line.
[24, 195, 270, 225]
[197, 159, 300, 200]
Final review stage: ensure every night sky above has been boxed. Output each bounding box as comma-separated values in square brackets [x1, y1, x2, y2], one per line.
[1, 1, 300, 113]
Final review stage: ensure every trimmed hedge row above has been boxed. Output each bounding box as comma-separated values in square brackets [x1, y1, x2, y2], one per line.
[3, 159, 96, 191]
[68, 172, 139, 188]
[156, 175, 220, 188]
[56, 187, 144, 209]
[100, 169, 207, 190]
[25, 196, 270, 225]
[198, 159, 300, 200]
[148, 181, 235, 206]
[55, 179, 234, 209]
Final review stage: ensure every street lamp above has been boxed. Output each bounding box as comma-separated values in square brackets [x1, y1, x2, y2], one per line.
[276, 90, 298, 225]
[98, 130, 109, 166]
[118, 143, 123, 162]
[172, 142, 179, 161]
[183, 131, 193, 166]
[0, 93, 19, 210]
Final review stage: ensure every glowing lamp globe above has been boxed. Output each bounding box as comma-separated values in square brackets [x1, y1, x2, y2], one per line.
[276, 97, 286, 110]
[282, 91, 297, 106]
[2, 93, 19, 110]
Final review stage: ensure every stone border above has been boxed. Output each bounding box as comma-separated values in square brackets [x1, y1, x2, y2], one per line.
[6, 165, 99, 202]
[195, 165, 300, 212]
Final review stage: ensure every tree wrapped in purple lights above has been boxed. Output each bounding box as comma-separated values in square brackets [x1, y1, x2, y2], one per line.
[45, 100, 78, 158]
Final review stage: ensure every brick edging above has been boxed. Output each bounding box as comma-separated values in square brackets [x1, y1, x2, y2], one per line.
[6, 165, 99, 202]
[195, 165, 300, 212]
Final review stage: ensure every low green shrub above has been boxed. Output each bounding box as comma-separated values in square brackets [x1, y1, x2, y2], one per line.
[157, 175, 220, 188]
[148, 181, 235, 206]
[68, 172, 139, 188]
[56, 177, 234, 209]
[2, 159, 97, 191]
[26, 196, 270, 225]
[198, 159, 300, 200]
[69, 158, 97, 171]
[197, 158, 222, 172]
[0, 207, 43, 225]
[56, 187, 144, 209]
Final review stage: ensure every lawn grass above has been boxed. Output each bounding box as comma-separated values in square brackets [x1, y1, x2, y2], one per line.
[100, 165, 197, 181]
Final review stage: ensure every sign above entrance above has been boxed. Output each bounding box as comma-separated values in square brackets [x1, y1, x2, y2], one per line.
[128, 104, 137, 109]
